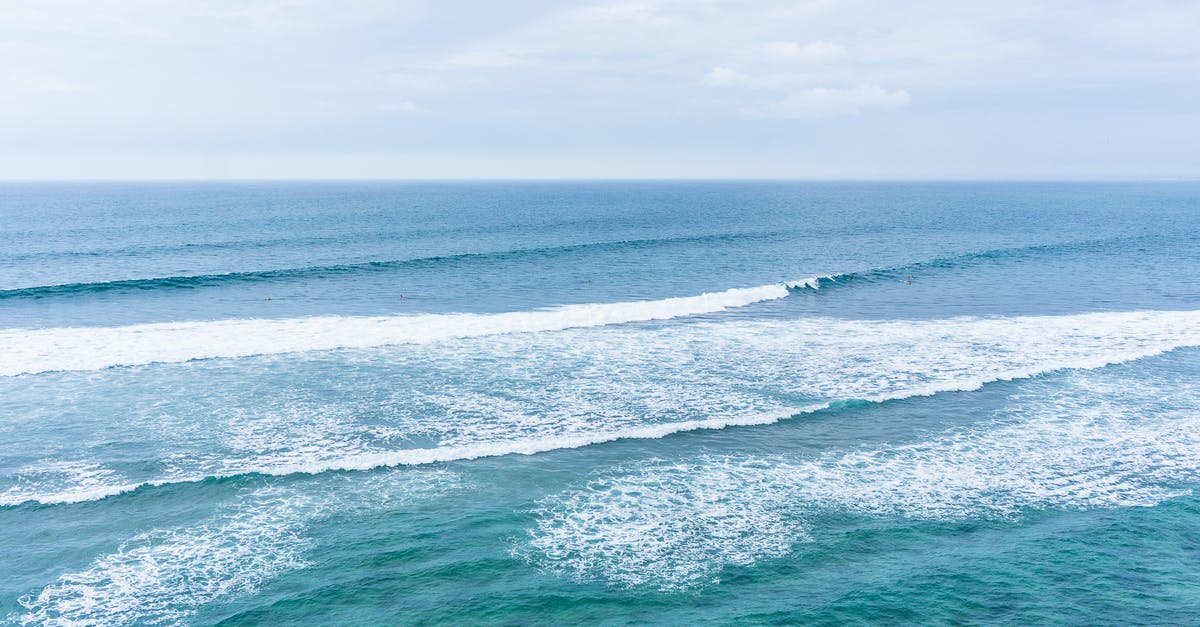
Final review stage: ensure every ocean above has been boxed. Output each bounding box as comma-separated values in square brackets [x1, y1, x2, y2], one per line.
[2, 181, 1199, 624]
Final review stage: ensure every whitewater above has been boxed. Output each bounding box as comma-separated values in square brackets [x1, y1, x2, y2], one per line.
[0, 279, 838, 377]
[3, 181, 1200, 625]
[4, 306, 1199, 507]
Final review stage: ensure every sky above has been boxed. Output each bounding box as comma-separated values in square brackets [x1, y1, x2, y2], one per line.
[1, 0, 1198, 179]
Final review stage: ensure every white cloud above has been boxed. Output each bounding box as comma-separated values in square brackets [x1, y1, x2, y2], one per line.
[703, 66, 749, 86]
[743, 84, 911, 118]
[2, 0, 1198, 177]
[758, 41, 845, 62]
[573, 0, 664, 23]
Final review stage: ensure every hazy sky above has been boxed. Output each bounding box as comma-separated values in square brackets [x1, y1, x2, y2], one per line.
[2, 0, 1198, 179]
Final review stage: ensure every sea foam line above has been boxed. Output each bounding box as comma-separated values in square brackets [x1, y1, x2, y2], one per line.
[525, 359, 1200, 589]
[0, 280, 824, 377]
[14, 469, 462, 625]
[9, 308, 1198, 507]
[5, 331, 1192, 508]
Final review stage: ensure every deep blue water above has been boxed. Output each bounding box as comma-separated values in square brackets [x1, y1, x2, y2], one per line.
[1, 181, 1199, 624]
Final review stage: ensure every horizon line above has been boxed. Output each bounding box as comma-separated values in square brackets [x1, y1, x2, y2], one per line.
[1, 177, 1197, 184]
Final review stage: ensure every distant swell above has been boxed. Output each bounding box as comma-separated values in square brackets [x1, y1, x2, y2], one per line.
[0, 232, 774, 299]
[0, 280, 825, 377]
[800, 233, 1194, 291]
[2, 231, 1166, 301]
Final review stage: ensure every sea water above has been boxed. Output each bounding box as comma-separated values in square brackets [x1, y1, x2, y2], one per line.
[1, 181, 1199, 624]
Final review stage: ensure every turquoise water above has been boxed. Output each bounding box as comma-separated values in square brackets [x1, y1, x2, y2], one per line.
[2, 182, 1199, 624]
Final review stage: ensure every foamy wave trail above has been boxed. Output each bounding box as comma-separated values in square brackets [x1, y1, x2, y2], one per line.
[0, 282, 797, 377]
[14, 469, 461, 625]
[0, 409, 810, 506]
[5, 309, 1200, 507]
[0, 462, 133, 508]
[524, 458, 812, 589]
[525, 359, 1200, 589]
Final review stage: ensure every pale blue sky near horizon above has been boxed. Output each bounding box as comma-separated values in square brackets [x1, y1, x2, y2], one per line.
[2, 0, 1198, 180]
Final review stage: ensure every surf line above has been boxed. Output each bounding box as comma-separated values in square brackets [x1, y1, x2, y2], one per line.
[10, 336, 1198, 508]
[0, 278, 834, 377]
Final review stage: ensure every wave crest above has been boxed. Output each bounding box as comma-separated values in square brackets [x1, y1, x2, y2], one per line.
[0, 282, 796, 377]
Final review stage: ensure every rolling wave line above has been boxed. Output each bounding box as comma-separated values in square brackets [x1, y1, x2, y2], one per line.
[0, 232, 774, 299]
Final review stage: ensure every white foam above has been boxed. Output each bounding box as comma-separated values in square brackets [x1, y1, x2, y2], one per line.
[17, 489, 315, 626]
[527, 364, 1200, 588]
[0, 283, 793, 377]
[789, 275, 831, 290]
[15, 469, 460, 626]
[523, 458, 811, 589]
[5, 309, 1200, 506]
[0, 461, 135, 508]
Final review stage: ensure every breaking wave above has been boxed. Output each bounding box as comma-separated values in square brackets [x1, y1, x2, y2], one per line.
[0, 280, 830, 377]
[4, 309, 1199, 507]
